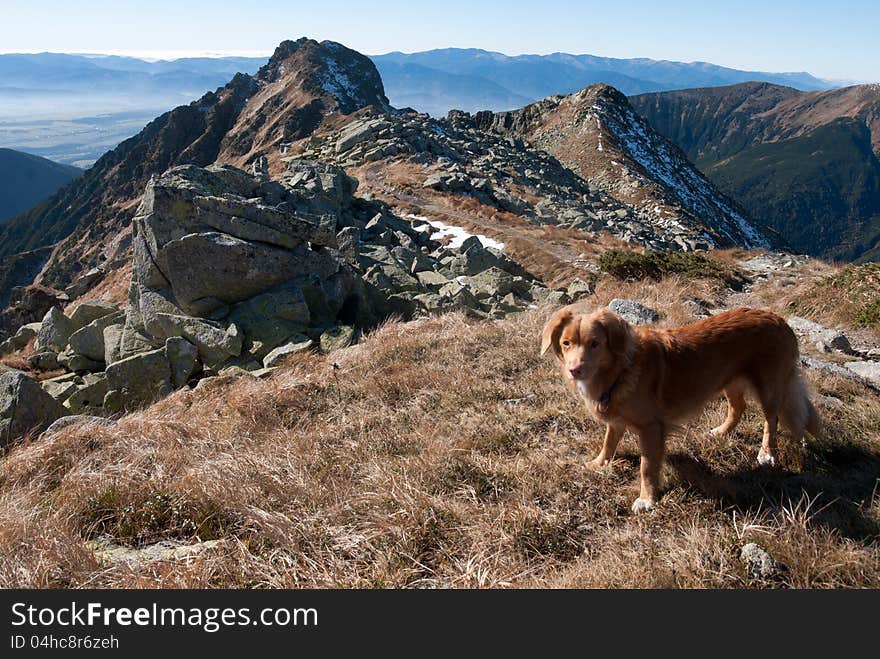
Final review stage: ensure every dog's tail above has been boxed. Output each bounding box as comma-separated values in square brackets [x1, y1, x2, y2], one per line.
[781, 368, 822, 439]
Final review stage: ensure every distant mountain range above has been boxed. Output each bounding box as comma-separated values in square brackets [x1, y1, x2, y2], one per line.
[0, 52, 265, 118]
[0, 148, 80, 223]
[630, 82, 880, 262]
[371, 48, 839, 116]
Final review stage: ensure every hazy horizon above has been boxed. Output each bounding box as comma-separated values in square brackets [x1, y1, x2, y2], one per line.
[1, 0, 878, 82]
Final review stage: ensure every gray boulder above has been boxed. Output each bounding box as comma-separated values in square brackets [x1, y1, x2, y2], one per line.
[66, 373, 110, 414]
[787, 316, 852, 353]
[43, 414, 112, 436]
[105, 347, 173, 410]
[34, 307, 74, 352]
[263, 335, 314, 367]
[0, 371, 69, 447]
[0, 322, 41, 355]
[69, 300, 119, 330]
[609, 299, 659, 325]
[165, 337, 199, 388]
[67, 311, 125, 363]
[844, 361, 880, 388]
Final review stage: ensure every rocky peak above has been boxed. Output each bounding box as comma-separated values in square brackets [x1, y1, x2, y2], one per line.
[256, 38, 391, 114]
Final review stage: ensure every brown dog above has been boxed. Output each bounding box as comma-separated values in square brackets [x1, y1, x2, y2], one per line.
[541, 306, 821, 513]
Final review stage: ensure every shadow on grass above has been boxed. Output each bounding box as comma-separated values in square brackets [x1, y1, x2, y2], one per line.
[666, 442, 880, 542]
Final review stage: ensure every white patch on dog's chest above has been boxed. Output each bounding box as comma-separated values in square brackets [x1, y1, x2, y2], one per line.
[576, 381, 589, 398]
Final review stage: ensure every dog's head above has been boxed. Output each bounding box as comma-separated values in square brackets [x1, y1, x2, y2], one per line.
[540, 306, 633, 382]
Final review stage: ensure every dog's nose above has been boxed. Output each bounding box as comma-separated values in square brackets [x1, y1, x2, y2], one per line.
[569, 366, 584, 379]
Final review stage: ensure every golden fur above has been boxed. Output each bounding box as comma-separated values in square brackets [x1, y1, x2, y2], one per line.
[541, 306, 822, 512]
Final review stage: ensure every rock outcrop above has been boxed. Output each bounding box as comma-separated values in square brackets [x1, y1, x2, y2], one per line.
[0, 371, 69, 448]
[2, 159, 552, 428]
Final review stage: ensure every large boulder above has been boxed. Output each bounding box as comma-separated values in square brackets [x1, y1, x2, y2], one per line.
[67, 311, 125, 363]
[34, 307, 74, 352]
[69, 301, 119, 331]
[0, 371, 69, 447]
[105, 347, 173, 411]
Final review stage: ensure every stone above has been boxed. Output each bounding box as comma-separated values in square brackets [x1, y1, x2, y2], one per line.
[165, 337, 200, 388]
[41, 377, 79, 402]
[28, 351, 59, 370]
[844, 361, 880, 388]
[416, 270, 449, 289]
[57, 350, 105, 374]
[740, 543, 783, 580]
[320, 326, 356, 353]
[67, 311, 125, 363]
[149, 314, 242, 369]
[103, 324, 125, 365]
[609, 299, 659, 325]
[0, 322, 40, 355]
[34, 307, 75, 352]
[68, 300, 119, 330]
[787, 316, 851, 353]
[263, 335, 314, 367]
[229, 282, 311, 359]
[566, 278, 593, 302]
[105, 347, 173, 410]
[66, 373, 110, 414]
[0, 371, 69, 447]
[43, 415, 112, 436]
[464, 267, 516, 299]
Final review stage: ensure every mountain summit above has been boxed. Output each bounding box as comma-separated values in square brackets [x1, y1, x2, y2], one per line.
[0, 39, 391, 295]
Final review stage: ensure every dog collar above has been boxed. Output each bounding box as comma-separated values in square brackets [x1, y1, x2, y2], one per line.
[597, 376, 621, 414]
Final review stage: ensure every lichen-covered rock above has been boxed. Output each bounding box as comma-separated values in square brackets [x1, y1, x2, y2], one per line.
[320, 326, 356, 353]
[34, 306, 74, 352]
[69, 300, 119, 331]
[263, 335, 314, 367]
[67, 311, 125, 363]
[740, 543, 783, 580]
[0, 371, 69, 447]
[105, 347, 173, 410]
[608, 299, 660, 325]
[165, 337, 199, 388]
[0, 322, 41, 355]
[66, 373, 110, 414]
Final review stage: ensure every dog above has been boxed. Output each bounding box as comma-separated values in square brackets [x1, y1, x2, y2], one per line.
[541, 306, 821, 513]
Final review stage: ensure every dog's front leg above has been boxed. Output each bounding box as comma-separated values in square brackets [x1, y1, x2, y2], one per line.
[632, 422, 665, 513]
[589, 423, 624, 468]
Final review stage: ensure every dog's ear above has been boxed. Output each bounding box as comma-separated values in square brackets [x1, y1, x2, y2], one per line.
[597, 310, 632, 356]
[540, 307, 574, 357]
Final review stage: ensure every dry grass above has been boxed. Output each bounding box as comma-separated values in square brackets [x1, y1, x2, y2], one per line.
[784, 263, 880, 337]
[2, 276, 878, 588]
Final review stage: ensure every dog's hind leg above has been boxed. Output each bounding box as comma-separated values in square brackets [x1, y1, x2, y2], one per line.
[710, 380, 747, 437]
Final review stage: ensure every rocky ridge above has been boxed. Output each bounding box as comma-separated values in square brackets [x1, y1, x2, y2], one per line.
[293, 109, 735, 252]
[471, 85, 774, 250]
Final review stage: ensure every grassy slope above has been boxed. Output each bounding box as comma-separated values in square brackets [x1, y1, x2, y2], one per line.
[0, 149, 80, 224]
[1, 269, 878, 589]
[706, 119, 880, 261]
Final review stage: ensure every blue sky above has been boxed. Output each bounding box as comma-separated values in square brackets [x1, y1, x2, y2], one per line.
[1, 0, 877, 81]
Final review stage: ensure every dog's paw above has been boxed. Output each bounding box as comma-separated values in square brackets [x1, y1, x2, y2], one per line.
[588, 456, 610, 469]
[757, 450, 777, 467]
[631, 498, 655, 514]
[709, 426, 725, 438]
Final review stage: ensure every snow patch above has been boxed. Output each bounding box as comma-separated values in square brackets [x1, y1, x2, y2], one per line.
[406, 214, 505, 251]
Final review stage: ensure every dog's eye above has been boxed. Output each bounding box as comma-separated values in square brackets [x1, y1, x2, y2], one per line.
[590, 340, 599, 349]
[561, 340, 571, 348]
